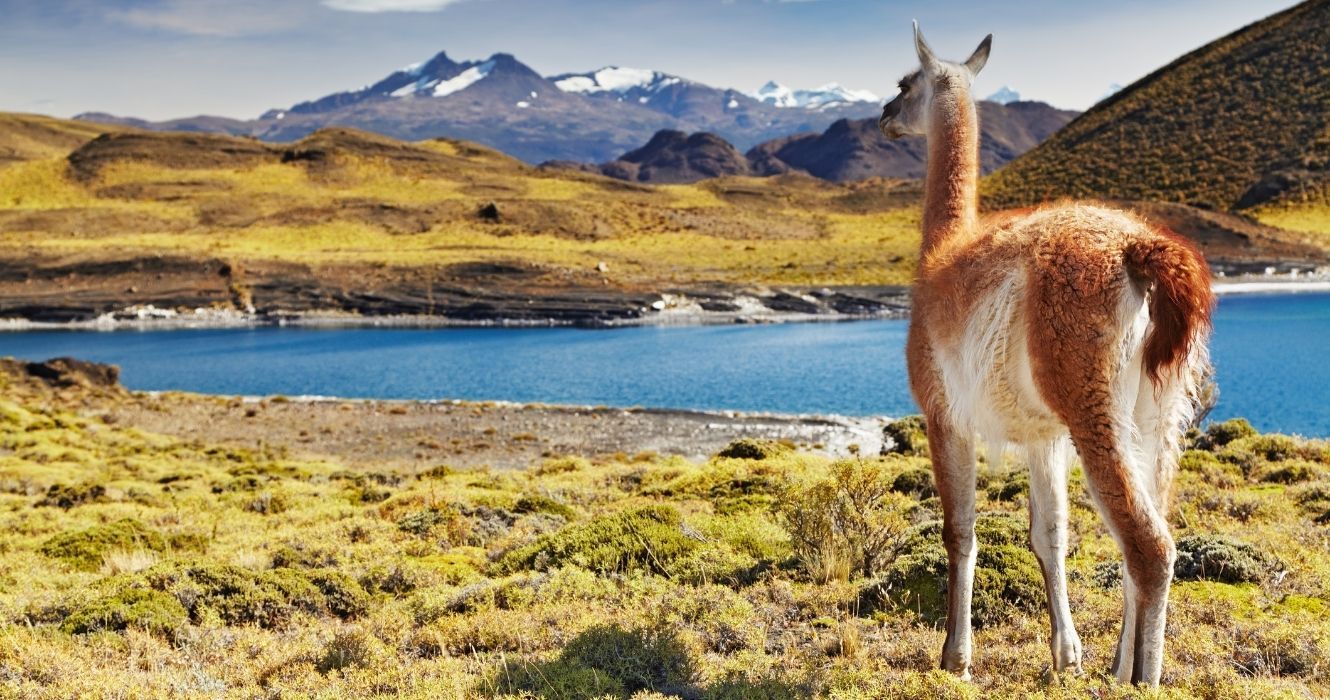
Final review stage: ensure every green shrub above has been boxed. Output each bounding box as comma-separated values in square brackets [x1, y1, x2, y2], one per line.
[890, 467, 936, 498]
[61, 587, 187, 638]
[36, 482, 106, 509]
[147, 563, 356, 628]
[317, 629, 390, 674]
[781, 460, 913, 580]
[1174, 535, 1282, 584]
[882, 416, 928, 457]
[1244, 435, 1303, 462]
[863, 513, 1044, 626]
[1262, 461, 1321, 484]
[655, 584, 760, 653]
[986, 471, 1028, 502]
[496, 505, 698, 576]
[1200, 419, 1257, 450]
[715, 438, 790, 461]
[359, 564, 419, 596]
[306, 570, 369, 618]
[396, 505, 468, 543]
[493, 625, 698, 698]
[513, 494, 577, 520]
[40, 519, 167, 571]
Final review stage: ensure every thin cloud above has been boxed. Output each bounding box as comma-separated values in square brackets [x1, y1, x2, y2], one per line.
[108, 0, 312, 37]
[322, 0, 467, 12]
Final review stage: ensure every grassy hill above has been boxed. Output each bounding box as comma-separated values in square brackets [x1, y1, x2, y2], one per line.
[983, 0, 1330, 239]
[1, 361, 1328, 698]
[0, 113, 934, 322]
[0, 113, 1325, 324]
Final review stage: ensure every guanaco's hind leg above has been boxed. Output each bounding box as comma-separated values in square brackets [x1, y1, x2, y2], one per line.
[1027, 271, 1175, 685]
[924, 415, 978, 679]
[1025, 436, 1083, 675]
[1074, 421, 1175, 685]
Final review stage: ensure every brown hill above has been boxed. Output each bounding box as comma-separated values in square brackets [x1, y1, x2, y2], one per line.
[574, 101, 1077, 185]
[984, 0, 1330, 211]
[0, 113, 130, 166]
[748, 101, 1077, 182]
[599, 130, 753, 184]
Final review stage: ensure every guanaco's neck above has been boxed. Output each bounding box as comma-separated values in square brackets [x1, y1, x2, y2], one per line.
[921, 87, 980, 256]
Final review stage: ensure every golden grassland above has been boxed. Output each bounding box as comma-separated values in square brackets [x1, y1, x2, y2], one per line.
[2, 371, 1329, 698]
[1251, 198, 1330, 243]
[0, 129, 924, 287]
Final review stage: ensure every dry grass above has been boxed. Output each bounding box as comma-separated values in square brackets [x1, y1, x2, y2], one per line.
[0, 122, 922, 288]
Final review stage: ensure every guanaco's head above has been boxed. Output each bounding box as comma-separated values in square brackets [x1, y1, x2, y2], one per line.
[879, 22, 992, 139]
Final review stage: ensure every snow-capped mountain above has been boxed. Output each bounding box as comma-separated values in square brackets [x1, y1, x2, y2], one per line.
[986, 86, 1022, 105]
[83, 50, 895, 163]
[749, 81, 881, 110]
[550, 67, 684, 102]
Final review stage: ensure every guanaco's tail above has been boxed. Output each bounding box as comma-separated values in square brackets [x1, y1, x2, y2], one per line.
[1124, 230, 1215, 386]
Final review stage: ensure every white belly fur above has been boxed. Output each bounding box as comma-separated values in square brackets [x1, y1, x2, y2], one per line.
[931, 271, 1064, 447]
[930, 270, 1149, 451]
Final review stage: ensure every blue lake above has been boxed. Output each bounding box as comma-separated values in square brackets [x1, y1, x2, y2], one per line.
[1, 291, 1327, 436]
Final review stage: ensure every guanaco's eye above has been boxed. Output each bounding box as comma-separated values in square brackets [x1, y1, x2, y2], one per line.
[897, 80, 910, 93]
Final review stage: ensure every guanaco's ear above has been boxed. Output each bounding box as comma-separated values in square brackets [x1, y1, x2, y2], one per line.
[913, 20, 940, 75]
[964, 34, 993, 75]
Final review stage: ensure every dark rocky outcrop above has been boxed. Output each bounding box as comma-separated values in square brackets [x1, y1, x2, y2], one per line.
[571, 101, 1077, 185]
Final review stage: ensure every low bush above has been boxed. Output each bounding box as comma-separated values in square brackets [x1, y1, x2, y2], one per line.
[40, 519, 167, 571]
[864, 513, 1044, 626]
[512, 494, 577, 520]
[882, 416, 928, 457]
[147, 563, 364, 628]
[714, 438, 791, 461]
[61, 587, 188, 637]
[496, 505, 698, 577]
[1198, 419, 1258, 450]
[781, 460, 913, 580]
[890, 467, 936, 498]
[317, 629, 390, 674]
[1174, 535, 1282, 584]
[36, 482, 106, 509]
[493, 624, 699, 698]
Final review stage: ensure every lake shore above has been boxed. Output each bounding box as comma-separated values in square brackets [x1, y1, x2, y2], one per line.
[1, 273, 1325, 331]
[4, 358, 890, 469]
[0, 284, 912, 331]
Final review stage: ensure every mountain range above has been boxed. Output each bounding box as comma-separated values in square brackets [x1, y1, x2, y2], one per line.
[549, 100, 1078, 184]
[78, 51, 888, 164]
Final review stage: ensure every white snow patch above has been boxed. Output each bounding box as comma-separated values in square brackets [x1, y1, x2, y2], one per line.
[554, 75, 598, 93]
[516, 101, 530, 108]
[432, 60, 495, 97]
[749, 80, 879, 109]
[726, 98, 738, 108]
[986, 86, 1021, 104]
[553, 66, 681, 95]
[529, 91, 538, 98]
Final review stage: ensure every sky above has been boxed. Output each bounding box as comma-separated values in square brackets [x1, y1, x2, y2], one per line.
[0, 0, 1301, 121]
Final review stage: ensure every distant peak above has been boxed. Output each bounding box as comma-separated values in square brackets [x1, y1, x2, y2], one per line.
[749, 81, 879, 109]
[986, 86, 1021, 104]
